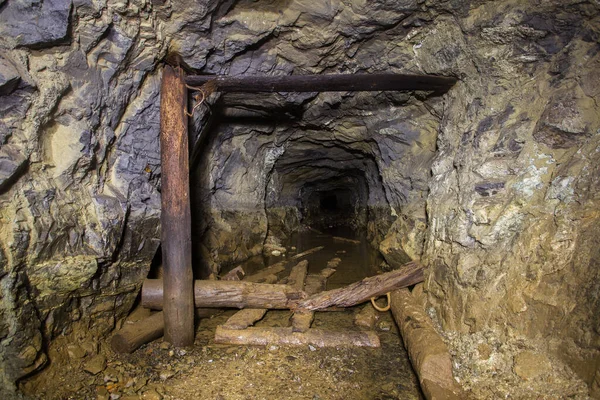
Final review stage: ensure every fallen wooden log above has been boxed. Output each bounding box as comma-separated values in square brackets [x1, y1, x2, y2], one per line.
[297, 261, 424, 311]
[287, 261, 308, 290]
[222, 261, 309, 330]
[221, 308, 268, 330]
[292, 259, 337, 332]
[333, 236, 360, 245]
[214, 326, 380, 347]
[235, 246, 323, 284]
[390, 287, 466, 400]
[110, 308, 218, 354]
[221, 266, 245, 281]
[142, 279, 305, 310]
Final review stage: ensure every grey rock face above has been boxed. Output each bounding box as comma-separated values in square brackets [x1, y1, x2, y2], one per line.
[0, 0, 72, 48]
[0, 56, 20, 95]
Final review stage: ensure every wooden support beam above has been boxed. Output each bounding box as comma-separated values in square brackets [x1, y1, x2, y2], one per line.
[214, 326, 380, 347]
[185, 73, 457, 93]
[142, 279, 306, 310]
[297, 261, 424, 311]
[160, 65, 194, 347]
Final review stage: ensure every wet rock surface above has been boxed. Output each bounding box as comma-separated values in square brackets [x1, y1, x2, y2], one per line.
[0, 0, 598, 398]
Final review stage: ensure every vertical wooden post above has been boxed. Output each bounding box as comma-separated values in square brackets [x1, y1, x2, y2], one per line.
[159, 65, 194, 346]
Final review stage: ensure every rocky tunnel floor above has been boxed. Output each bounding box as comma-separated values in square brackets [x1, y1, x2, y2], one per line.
[20, 310, 422, 400]
[19, 229, 424, 400]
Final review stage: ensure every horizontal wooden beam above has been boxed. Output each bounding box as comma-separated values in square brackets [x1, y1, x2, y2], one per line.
[185, 73, 457, 93]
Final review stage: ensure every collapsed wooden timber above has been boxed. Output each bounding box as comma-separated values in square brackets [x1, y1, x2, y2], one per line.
[390, 286, 466, 400]
[185, 73, 457, 93]
[142, 261, 424, 312]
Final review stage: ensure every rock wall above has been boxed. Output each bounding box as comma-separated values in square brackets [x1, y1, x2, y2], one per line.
[422, 0, 600, 392]
[0, 0, 599, 397]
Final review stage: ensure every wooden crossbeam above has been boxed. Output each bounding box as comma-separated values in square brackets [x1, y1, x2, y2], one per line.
[185, 73, 457, 93]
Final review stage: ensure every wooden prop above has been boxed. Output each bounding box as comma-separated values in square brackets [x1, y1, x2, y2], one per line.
[160, 65, 194, 347]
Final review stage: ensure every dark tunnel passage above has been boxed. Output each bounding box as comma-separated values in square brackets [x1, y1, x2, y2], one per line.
[265, 139, 389, 241]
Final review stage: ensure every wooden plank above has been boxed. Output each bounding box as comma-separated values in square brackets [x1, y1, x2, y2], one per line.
[160, 65, 194, 347]
[297, 261, 424, 311]
[185, 73, 457, 93]
[214, 326, 380, 347]
[142, 279, 306, 310]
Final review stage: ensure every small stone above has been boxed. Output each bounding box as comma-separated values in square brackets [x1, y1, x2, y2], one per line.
[159, 342, 170, 350]
[96, 386, 110, 400]
[142, 389, 163, 400]
[308, 345, 316, 351]
[354, 304, 379, 329]
[478, 343, 492, 360]
[84, 354, 107, 375]
[110, 394, 121, 400]
[513, 350, 552, 380]
[271, 250, 282, 256]
[133, 377, 148, 392]
[159, 370, 175, 381]
[376, 320, 392, 331]
[66, 343, 86, 359]
[81, 340, 99, 356]
[269, 345, 278, 351]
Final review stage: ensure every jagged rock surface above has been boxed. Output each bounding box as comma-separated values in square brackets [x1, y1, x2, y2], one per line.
[0, 0, 598, 398]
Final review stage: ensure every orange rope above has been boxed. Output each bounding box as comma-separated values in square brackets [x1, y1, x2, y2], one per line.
[370, 292, 391, 312]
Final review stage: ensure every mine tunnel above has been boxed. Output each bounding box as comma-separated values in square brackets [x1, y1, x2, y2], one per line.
[1, 1, 600, 400]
